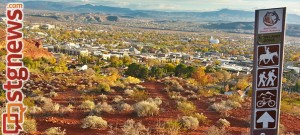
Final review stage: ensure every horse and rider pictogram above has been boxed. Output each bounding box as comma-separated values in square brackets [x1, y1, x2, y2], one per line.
[258, 44, 279, 67]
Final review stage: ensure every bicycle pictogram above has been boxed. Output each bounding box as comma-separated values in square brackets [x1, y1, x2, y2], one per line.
[257, 96, 276, 108]
[256, 90, 277, 108]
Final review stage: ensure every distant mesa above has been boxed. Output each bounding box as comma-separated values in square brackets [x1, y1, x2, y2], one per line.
[106, 16, 119, 22]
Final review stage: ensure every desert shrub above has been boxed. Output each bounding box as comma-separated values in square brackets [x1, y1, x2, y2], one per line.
[23, 118, 37, 133]
[59, 104, 74, 114]
[134, 100, 159, 117]
[92, 103, 102, 115]
[122, 119, 149, 135]
[164, 79, 184, 91]
[177, 101, 196, 115]
[44, 127, 66, 135]
[146, 97, 162, 106]
[208, 98, 216, 103]
[187, 94, 198, 100]
[76, 85, 86, 90]
[33, 96, 52, 106]
[98, 94, 108, 101]
[81, 116, 108, 129]
[193, 113, 209, 125]
[92, 102, 114, 114]
[168, 91, 180, 98]
[225, 100, 241, 109]
[209, 99, 241, 113]
[49, 91, 58, 98]
[179, 116, 199, 130]
[123, 76, 141, 84]
[99, 103, 113, 113]
[198, 89, 216, 98]
[168, 91, 186, 101]
[79, 100, 95, 110]
[29, 106, 42, 114]
[23, 97, 35, 108]
[115, 81, 126, 89]
[209, 101, 231, 113]
[113, 95, 123, 103]
[82, 95, 96, 101]
[217, 118, 230, 128]
[117, 102, 133, 113]
[206, 126, 228, 135]
[124, 89, 134, 96]
[32, 88, 44, 96]
[135, 85, 145, 90]
[164, 120, 181, 135]
[98, 82, 111, 93]
[42, 102, 60, 114]
[228, 94, 244, 103]
[184, 90, 195, 95]
[131, 90, 148, 101]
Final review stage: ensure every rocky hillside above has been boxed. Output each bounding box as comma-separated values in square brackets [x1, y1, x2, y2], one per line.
[0, 29, 53, 59]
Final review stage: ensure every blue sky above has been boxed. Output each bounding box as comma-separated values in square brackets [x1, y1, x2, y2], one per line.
[20, 0, 300, 15]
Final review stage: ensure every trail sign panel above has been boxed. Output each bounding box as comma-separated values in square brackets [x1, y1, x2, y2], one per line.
[258, 44, 280, 67]
[256, 110, 276, 129]
[251, 7, 286, 135]
[258, 33, 282, 45]
[258, 9, 284, 34]
[257, 68, 278, 88]
[256, 90, 277, 109]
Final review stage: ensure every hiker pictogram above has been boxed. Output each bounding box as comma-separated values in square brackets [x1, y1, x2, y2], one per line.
[258, 44, 279, 67]
[256, 90, 277, 108]
[257, 68, 278, 88]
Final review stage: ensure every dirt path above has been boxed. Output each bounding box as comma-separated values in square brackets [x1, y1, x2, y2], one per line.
[141, 81, 169, 100]
[33, 81, 300, 135]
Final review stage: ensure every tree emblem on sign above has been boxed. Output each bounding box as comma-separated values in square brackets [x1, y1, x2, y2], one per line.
[263, 11, 280, 26]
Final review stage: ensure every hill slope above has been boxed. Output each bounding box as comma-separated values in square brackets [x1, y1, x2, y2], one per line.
[0, 29, 53, 59]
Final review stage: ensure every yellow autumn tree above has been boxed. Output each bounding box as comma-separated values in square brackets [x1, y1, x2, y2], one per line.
[192, 67, 209, 87]
[236, 79, 249, 90]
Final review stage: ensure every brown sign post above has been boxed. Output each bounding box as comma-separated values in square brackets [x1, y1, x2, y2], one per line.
[251, 7, 286, 135]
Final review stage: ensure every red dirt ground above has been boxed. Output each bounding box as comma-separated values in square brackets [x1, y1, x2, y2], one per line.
[32, 81, 300, 135]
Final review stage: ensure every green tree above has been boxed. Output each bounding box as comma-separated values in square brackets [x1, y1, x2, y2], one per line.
[175, 63, 187, 77]
[150, 66, 164, 79]
[125, 63, 149, 79]
[175, 64, 195, 78]
[185, 66, 195, 78]
[163, 63, 175, 75]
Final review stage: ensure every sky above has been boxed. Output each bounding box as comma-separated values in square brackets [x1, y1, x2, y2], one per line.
[20, 0, 300, 15]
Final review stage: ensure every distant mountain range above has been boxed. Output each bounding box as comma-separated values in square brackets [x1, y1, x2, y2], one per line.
[204, 22, 300, 37]
[19, 1, 300, 24]
[259, 91, 275, 97]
